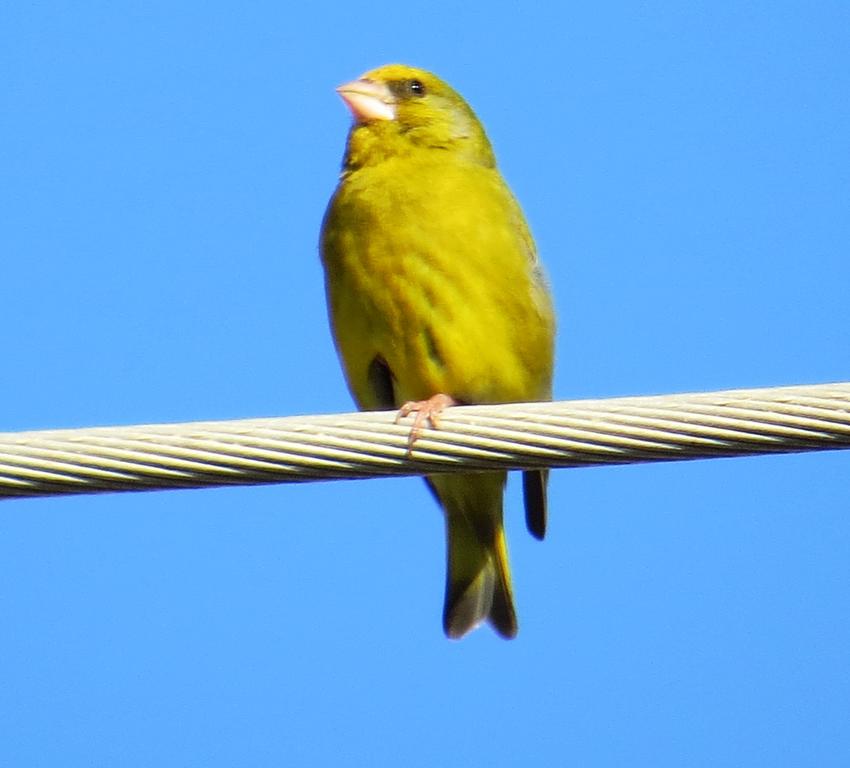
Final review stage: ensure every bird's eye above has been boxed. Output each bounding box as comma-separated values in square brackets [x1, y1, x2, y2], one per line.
[407, 79, 426, 97]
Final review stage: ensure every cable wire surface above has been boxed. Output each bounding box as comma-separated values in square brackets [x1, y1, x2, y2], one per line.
[1, 383, 848, 499]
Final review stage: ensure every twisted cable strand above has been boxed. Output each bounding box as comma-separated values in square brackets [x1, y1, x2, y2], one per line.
[1, 382, 848, 499]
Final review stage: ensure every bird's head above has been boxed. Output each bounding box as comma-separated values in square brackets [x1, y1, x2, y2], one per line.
[335, 64, 495, 169]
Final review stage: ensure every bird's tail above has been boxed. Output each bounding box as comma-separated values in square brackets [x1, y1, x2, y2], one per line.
[427, 472, 518, 639]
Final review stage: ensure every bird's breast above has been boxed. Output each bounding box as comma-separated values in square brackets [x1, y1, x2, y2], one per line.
[322, 159, 554, 407]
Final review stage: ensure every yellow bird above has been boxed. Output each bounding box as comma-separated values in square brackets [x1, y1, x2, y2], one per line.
[320, 64, 556, 638]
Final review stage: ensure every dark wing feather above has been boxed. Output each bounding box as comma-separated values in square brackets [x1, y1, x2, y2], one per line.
[366, 355, 397, 410]
[523, 469, 548, 540]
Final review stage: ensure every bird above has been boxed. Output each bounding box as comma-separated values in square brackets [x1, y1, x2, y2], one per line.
[319, 64, 556, 639]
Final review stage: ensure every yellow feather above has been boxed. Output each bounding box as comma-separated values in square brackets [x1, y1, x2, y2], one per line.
[320, 64, 556, 638]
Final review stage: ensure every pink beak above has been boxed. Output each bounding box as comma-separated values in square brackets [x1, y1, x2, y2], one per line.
[336, 78, 396, 122]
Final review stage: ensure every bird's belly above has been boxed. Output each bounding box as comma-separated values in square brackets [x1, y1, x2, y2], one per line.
[343, 235, 544, 405]
[324, 164, 554, 409]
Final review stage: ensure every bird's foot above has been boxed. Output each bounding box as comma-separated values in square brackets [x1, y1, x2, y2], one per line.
[396, 393, 457, 451]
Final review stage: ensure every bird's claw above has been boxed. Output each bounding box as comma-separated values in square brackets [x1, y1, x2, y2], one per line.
[396, 393, 457, 451]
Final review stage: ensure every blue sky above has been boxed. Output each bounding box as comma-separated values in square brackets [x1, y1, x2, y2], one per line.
[2, 2, 849, 765]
